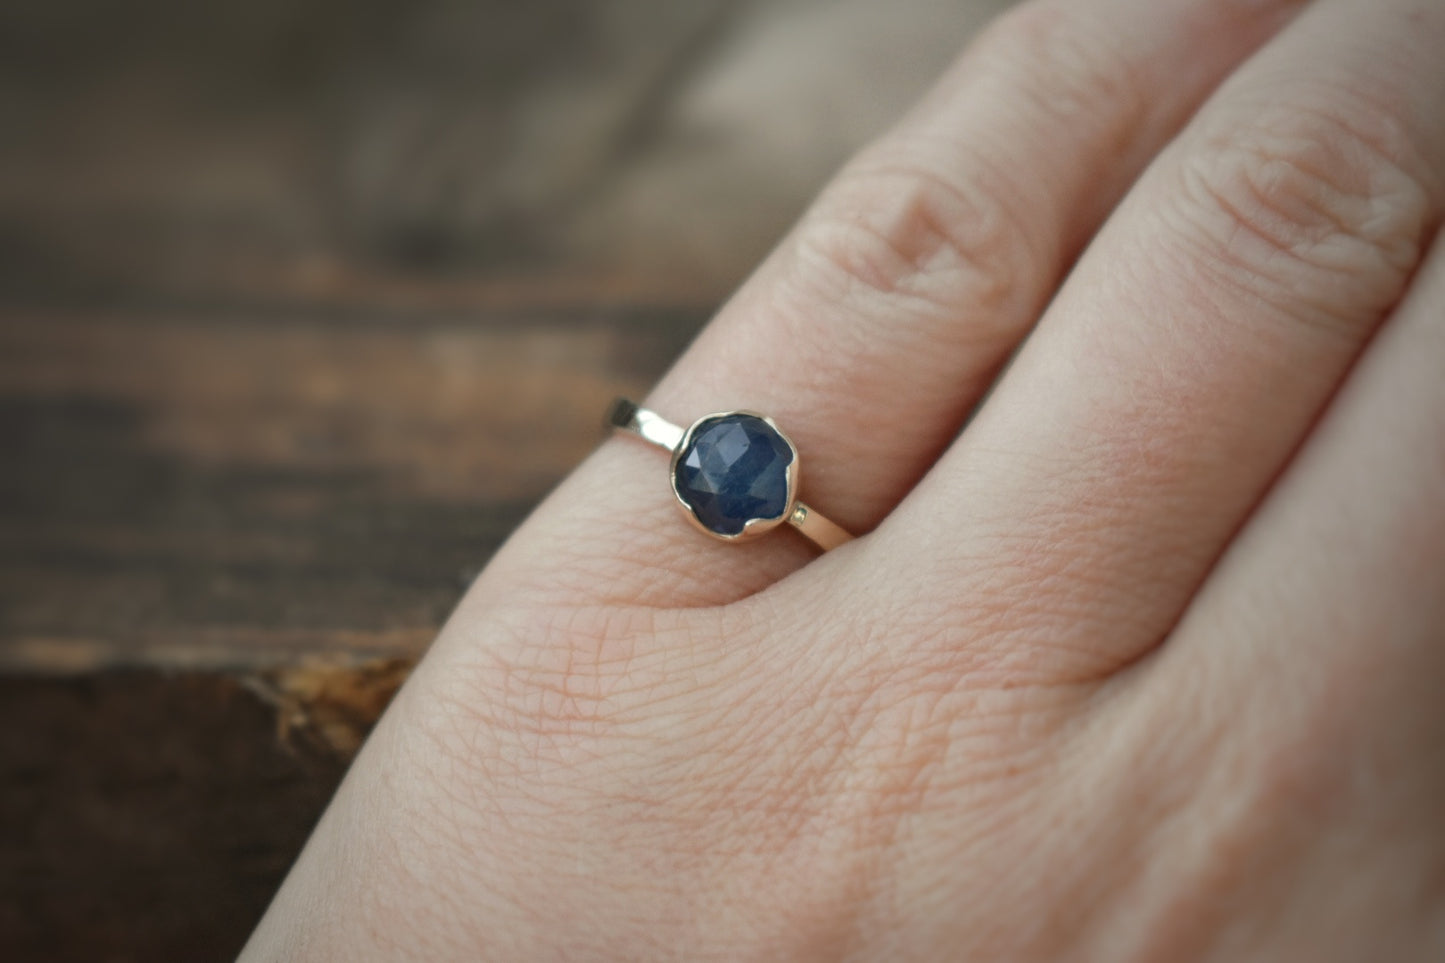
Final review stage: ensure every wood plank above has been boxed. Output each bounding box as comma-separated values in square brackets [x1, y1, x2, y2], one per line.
[0, 301, 705, 671]
[0, 672, 355, 962]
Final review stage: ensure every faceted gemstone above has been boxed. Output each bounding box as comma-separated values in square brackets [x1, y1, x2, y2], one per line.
[673, 414, 794, 536]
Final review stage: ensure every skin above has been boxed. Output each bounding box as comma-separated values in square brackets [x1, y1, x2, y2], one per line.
[242, 0, 1445, 958]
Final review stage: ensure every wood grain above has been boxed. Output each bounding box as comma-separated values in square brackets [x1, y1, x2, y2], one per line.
[0, 300, 702, 673]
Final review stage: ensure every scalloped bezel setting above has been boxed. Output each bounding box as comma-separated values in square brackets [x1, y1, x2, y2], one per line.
[669, 410, 799, 541]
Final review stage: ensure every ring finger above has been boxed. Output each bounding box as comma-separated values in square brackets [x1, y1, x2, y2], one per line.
[489, 0, 1309, 609]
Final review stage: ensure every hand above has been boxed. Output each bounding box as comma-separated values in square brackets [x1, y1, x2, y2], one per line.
[243, 0, 1445, 958]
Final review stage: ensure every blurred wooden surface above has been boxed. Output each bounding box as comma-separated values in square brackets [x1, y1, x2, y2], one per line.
[0, 0, 1010, 958]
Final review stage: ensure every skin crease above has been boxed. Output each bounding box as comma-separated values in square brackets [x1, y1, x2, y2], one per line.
[242, 0, 1445, 960]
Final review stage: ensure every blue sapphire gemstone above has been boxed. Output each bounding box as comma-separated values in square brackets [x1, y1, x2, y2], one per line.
[673, 413, 794, 536]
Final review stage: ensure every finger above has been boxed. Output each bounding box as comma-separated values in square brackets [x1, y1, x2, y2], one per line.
[494, 0, 1308, 608]
[1175, 226, 1445, 726]
[870, 0, 1445, 679]
[1100, 232, 1445, 957]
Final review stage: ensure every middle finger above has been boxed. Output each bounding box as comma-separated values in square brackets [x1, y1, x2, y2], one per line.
[859, 0, 1445, 681]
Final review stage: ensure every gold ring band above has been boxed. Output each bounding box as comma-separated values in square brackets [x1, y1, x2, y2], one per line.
[607, 398, 854, 552]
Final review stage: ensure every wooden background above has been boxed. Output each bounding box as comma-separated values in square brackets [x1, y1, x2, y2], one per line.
[0, 0, 1011, 957]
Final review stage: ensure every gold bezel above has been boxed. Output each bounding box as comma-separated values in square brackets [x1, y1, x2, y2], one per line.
[668, 409, 800, 542]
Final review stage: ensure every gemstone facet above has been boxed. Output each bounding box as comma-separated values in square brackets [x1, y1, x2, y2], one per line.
[672, 413, 795, 537]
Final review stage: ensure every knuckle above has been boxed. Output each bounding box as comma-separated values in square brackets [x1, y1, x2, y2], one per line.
[1172, 87, 1433, 330]
[786, 0, 1155, 339]
[784, 0, 1157, 350]
[797, 155, 1028, 339]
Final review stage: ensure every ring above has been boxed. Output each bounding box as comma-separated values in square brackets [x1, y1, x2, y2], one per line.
[606, 398, 855, 552]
